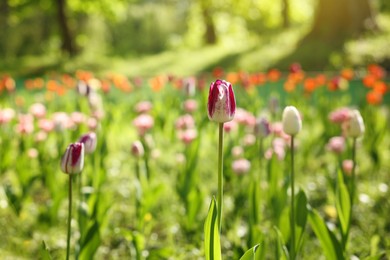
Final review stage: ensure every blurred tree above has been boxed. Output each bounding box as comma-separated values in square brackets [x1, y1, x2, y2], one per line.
[0, 0, 10, 57]
[199, 0, 217, 44]
[56, 0, 75, 56]
[277, 0, 378, 69]
[305, 0, 377, 45]
[281, 0, 290, 28]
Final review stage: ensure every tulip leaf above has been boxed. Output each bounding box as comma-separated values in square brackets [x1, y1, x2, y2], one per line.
[295, 190, 308, 254]
[336, 170, 351, 238]
[239, 244, 261, 260]
[79, 221, 101, 260]
[40, 240, 52, 260]
[308, 208, 343, 260]
[204, 197, 221, 260]
[273, 226, 289, 260]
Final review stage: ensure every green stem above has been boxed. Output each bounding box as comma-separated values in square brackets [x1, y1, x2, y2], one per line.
[351, 138, 357, 205]
[217, 123, 224, 233]
[290, 136, 296, 260]
[66, 175, 73, 260]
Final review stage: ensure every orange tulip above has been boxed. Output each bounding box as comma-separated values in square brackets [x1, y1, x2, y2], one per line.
[284, 80, 296, 92]
[366, 91, 382, 105]
[304, 78, 317, 93]
[363, 75, 376, 88]
[267, 69, 281, 82]
[341, 68, 354, 80]
[373, 81, 387, 94]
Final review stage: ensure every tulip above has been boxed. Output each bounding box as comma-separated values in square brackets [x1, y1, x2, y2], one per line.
[346, 110, 365, 138]
[232, 158, 251, 175]
[78, 132, 97, 154]
[207, 79, 236, 123]
[61, 142, 85, 175]
[131, 140, 145, 158]
[254, 117, 271, 138]
[326, 136, 346, 154]
[282, 106, 302, 136]
[282, 105, 302, 260]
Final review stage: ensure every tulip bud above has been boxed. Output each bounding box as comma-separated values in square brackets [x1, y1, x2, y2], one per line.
[282, 106, 302, 136]
[346, 109, 365, 138]
[61, 142, 84, 174]
[254, 117, 271, 138]
[207, 79, 236, 123]
[131, 140, 145, 158]
[78, 132, 97, 154]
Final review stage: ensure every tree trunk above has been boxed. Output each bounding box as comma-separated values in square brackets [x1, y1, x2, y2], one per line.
[306, 0, 377, 44]
[56, 0, 75, 56]
[281, 0, 290, 28]
[0, 0, 9, 57]
[200, 0, 217, 45]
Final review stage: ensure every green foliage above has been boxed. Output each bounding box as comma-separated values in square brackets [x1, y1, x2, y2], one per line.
[204, 197, 222, 260]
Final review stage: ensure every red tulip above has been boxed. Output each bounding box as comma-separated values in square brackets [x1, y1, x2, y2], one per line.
[61, 143, 85, 174]
[207, 79, 236, 123]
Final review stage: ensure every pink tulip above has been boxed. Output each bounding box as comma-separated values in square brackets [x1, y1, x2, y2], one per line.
[38, 119, 55, 133]
[183, 99, 198, 114]
[326, 136, 346, 154]
[16, 114, 34, 135]
[175, 114, 195, 130]
[178, 128, 198, 145]
[329, 107, 351, 124]
[70, 112, 86, 125]
[207, 79, 236, 123]
[61, 142, 84, 174]
[135, 101, 153, 114]
[0, 108, 15, 125]
[232, 158, 251, 175]
[342, 160, 354, 176]
[133, 114, 154, 136]
[29, 103, 46, 119]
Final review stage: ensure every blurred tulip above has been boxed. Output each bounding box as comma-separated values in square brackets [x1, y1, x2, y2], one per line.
[0, 108, 15, 125]
[38, 119, 55, 133]
[232, 158, 251, 175]
[342, 160, 354, 176]
[175, 114, 195, 130]
[329, 107, 350, 124]
[29, 103, 46, 118]
[135, 101, 153, 114]
[326, 136, 346, 154]
[131, 140, 145, 158]
[254, 117, 271, 138]
[61, 142, 85, 174]
[178, 128, 198, 145]
[78, 132, 97, 154]
[207, 79, 236, 123]
[183, 99, 198, 114]
[231, 146, 244, 158]
[133, 114, 154, 136]
[183, 77, 196, 97]
[346, 110, 365, 138]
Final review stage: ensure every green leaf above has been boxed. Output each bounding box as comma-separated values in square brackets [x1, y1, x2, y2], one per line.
[40, 240, 52, 260]
[308, 208, 343, 260]
[295, 190, 308, 254]
[79, 221, 101, 260]
[273, 227, 289, 260]
[336, 170, 351, 238]
[239, 244, 260, 260]
[363, 253, 386, 260]
[249, 180, 260, 225]
[204, 197, 222, 260]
